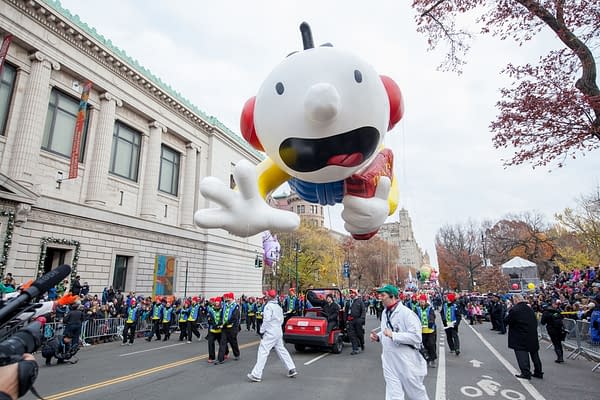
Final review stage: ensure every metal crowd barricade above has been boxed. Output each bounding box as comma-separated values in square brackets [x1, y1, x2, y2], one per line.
[538, 318, 599, 372]
[577, 320, 600, 372]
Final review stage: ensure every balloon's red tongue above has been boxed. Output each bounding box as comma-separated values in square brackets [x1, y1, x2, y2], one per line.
[326, 153, 363, 167]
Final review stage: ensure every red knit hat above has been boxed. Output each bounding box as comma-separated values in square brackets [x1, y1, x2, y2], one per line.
[264, 289, 277, 298]
[447, 293, 456, 302]
[418, 294, 428, 301]
[223, 292, 234, 300]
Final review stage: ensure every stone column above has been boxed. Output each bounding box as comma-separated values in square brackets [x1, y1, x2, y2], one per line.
[85, 92, 122, 206]
[140, 121, 166, 220]
[8, 52, 60, 187]
[180, 143, 199, 228]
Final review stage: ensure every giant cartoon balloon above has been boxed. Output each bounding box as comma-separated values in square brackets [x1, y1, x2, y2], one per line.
[262, 231, 281, 267]
[419, 265, 431, 282]
[194, 22, 404, 240]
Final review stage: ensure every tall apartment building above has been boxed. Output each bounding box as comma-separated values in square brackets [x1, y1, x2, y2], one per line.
[378, 208, 424, 272]
[0, 0, 263, 298]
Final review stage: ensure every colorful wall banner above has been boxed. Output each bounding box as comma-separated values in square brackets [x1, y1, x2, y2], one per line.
[153, 255, 176, 296]
[0, 34, 13, 76]
[68, 80, 92, 179]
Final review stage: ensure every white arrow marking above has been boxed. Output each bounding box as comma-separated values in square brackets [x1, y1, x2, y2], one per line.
[470, 359, 483, 368]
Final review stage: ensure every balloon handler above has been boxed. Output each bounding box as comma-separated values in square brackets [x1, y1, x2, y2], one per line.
[194, 22, 404, 240]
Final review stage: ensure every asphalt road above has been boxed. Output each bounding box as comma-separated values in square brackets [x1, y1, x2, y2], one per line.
[23, 315, 599, 400]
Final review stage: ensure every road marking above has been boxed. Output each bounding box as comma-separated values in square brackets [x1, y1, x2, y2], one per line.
[119, 342, 186, 356]
[467, 324, 546, 400]
[44, 340, 261, 400]
[470, 359, 483, 368]
[304, 352, 329, 365]
[435, 342, 446, 400]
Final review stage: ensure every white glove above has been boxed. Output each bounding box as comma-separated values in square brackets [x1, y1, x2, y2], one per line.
[341, 177, 391, 235]
[194, 160, 300, 236]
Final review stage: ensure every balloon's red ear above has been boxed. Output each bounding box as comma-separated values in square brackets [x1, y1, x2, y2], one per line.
[380, 75, 404, 131]
[240, 96, 264, 152]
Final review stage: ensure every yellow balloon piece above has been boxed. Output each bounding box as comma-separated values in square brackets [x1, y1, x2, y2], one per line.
[527, 282, 535, 290]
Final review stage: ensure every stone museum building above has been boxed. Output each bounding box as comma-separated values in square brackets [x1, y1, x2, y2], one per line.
[0, 0, 263, 298]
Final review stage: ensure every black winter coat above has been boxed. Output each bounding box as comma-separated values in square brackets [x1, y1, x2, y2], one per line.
[540, 307, 565, 339]
[505, 302, 539, 352]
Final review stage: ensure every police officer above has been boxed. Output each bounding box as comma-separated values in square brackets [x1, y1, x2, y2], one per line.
[218, 292, 240, 363]
[255, 296, 264, 335]
[246, 297, 256, 331]
[441, 293, 461, 356]
[187, 296, 202, 342]
[161, 301, 174, 341]
[121, 298, 140, 346]
[178, 300, 191, 342]
[283, 288, 299, 325]
[345, 289, 366, 355]
[415, 294, 437, 367]
[540, 299, 566, 363]
[206, 297, 225, 363]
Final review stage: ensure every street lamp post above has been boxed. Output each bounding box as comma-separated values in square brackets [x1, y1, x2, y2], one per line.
[294, 240, 300, 290]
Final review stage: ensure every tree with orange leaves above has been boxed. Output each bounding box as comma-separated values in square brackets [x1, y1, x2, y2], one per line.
[485, 212, 557, 279]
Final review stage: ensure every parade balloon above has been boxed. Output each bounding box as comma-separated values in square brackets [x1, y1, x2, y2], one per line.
[527, 282, 535, 290]
[194, 22, 404, 240]
[511, 283, 519, 290]
[419, 266, 431, 281]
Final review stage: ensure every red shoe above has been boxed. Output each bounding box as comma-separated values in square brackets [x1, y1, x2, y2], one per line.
[224, 355, 229, 360]
[207, 359, 214, 364]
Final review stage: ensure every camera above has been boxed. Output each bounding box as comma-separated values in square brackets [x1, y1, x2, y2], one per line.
[0, 264, 72, 398]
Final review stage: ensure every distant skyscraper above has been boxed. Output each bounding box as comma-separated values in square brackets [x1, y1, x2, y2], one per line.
[379, 208, 424, 272]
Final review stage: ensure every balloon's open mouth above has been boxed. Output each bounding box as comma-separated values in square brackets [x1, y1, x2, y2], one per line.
[279, 127, 380, 173]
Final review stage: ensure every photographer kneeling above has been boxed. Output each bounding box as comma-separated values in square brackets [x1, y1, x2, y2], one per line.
[41, 333, 79, 366]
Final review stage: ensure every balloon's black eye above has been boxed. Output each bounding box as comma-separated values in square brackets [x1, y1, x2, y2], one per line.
[276, 82, 285, 95]
[354, 70, 363, 83]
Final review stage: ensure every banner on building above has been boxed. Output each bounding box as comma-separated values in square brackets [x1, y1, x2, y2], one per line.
[68, 80, 92, 179]
[153, 255, 176, 297]
[0, 34, 13, 76]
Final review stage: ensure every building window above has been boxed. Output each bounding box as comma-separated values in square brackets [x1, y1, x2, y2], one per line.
[42, 88, 89, 160]
[113, 255, 131, 292]
[110, 121, 141, 181]
[300, 205, 305, 213]
[158, 145, 180, 196]
[0, 63, 16, 136]
[297, 205, 301, 213]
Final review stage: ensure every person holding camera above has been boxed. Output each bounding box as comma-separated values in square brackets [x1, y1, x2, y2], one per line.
[0, 354, 36, 400]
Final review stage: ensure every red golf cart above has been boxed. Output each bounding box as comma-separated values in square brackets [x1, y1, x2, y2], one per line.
[283, 288, 346, 353]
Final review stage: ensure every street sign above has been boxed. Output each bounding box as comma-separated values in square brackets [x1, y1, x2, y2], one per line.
[342, 262, 350, 278]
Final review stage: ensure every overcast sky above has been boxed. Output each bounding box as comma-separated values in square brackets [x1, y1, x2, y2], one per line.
[56, 0, 600, 267]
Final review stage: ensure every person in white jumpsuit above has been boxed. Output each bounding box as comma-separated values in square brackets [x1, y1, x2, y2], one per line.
[370, 284, 429, 400]
[247, 289, 297, 382]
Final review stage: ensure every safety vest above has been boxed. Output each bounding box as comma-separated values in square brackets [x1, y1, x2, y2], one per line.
[162, 307, 173, 323]
[443, 303, 456, 323]
[247, 303, 255, 316]
[188, 304, 200, 321]
[417, 306, 434, 334]
[179, 307, 190, 322]
[126, 306, 138, 323]
[256, 304, 263, 319]
[152, 304, 163, 320]
[224, 302, 238, 328]
[209, 307, 223, 333]
[286, 296, 297, 313]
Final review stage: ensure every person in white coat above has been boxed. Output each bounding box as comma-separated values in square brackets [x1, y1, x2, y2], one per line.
[247, 289, 298, 382]
[370, 284, 429, 400]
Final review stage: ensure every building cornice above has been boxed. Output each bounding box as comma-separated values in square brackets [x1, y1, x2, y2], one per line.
[6, 0, 262, 161]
